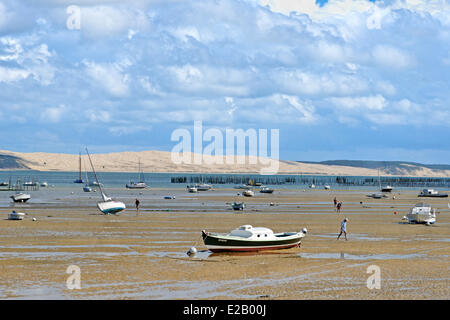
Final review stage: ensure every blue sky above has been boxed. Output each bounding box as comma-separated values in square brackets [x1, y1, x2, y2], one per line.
[1, 0, 450, 163]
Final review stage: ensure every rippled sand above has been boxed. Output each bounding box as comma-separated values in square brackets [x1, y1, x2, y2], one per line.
[0, 188, 449, 299]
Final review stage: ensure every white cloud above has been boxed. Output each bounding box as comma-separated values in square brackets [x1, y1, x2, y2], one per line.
[372, 45, 414, 69]
[41, 105, 68, 123]
[0, 66, 29, 82]
[329, 94, 387, 111]
[84, 60, 130, 97]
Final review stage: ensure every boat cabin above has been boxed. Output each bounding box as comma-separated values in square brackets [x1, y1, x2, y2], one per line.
[229, 225, 274, 239]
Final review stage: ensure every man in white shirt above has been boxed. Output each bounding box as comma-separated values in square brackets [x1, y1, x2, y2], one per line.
[337, 218, 348, 240]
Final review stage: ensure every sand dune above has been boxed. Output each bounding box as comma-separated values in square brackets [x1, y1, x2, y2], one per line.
[1, 149, 450, 177]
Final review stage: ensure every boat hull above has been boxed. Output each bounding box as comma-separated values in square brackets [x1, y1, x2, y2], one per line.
[97, 201, 126, 214]
[8, 213, 25, 220]
[418, 194, 448, 198]
[202, 231, 303, 252]
[10, 194, 31, 203]
[407, 214, 436, 224]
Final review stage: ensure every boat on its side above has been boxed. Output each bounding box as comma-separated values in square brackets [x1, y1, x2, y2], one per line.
[407, 203, 436, 224]
[86, 147, 126, 215]
[10, 193, 31, 203]
[202, 225, 307, 252]
[243, 189, 254, 197]
[418, 189, 448, 198]
[8, 211, 25, 220]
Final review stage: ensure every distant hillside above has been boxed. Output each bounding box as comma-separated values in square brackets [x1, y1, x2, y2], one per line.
[0, 154, 29, 169]
[1, 150, 450, 177]
[300, 160, 450, 175]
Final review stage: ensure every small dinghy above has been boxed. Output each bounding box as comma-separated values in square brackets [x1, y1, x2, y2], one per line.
[243, 189, 254, 197]
[164, 195, 176, 199]
[8, 210, 25, 220]
[202, 225, 307, 252]
[10, 193, 31, 203]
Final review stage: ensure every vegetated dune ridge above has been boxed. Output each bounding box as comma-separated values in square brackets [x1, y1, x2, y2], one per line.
[1, 149, 450, 177]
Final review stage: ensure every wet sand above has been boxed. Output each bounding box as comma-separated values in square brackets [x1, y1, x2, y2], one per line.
[0, 188, 449, 299]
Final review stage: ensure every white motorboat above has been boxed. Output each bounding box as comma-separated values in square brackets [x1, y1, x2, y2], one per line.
[418, 189, 448, 198]
[243, 189, 254, 197]
[40, 182, 48, 187]
[324, 185, 331, 190]
[10, 193, 31, 203]
[126, 159, 147, 189]
[8, 210, 25, 220]
[86, 148, 126, 215]
[0, 181, 9, 186]
[381, 185, 393, 192]
[406, 203, 436, 224]
[309, 184, 315, 188]
[202, 225, 307, 252]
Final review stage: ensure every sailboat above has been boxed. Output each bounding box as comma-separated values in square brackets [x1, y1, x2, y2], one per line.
[366, 169, 386, 199]
[83, 161, 92, 192]
[85, 148, 126, 214]
[73, 152, 84, 183]
[126, 159, 147, 189]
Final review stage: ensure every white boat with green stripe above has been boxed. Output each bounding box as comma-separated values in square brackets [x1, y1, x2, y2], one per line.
[202, 225, 307, 252]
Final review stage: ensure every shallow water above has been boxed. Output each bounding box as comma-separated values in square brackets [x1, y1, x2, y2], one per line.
[299, 252, 426, 260]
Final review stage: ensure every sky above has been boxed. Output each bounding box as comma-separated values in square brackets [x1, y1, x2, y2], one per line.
[1, 0, 450, 163]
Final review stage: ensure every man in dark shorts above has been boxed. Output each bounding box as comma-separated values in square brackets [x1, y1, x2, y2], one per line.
[336, 201, 342, 213]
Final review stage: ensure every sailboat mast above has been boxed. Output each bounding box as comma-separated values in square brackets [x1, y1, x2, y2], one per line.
[79, 152, 82, 180]
[85, 148, 106, 198]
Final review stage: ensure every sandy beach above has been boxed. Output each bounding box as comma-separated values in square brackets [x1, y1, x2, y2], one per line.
[0, 187, 449, 299]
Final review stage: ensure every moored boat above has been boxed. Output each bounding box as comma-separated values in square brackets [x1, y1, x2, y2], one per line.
[407, 203, 436, 224]
[259, 187, 274, 194]
[126, 159, 147, 189]
[195, 183, 212, 191]
[187, 186, 198, 193]
[10, 193, 31, 203]
[231, 202, 245, 211]
[418, 189, 448, 198]
[8, 210, 25, 220]
[243, 189, 254, 197]
[201, 225, 307, 252]
[381, 185, 393, 192]
[86, 147, 126, 215]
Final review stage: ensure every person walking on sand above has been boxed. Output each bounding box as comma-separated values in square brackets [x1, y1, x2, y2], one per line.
[135, 198, 140, 215]
[336, 201, 342, 213]
[333, 197, 337, 208]
[337, 218, 348, 240]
